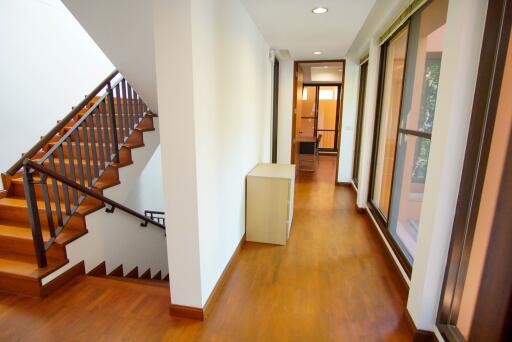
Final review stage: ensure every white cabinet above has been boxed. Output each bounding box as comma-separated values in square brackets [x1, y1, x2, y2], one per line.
[246, 163, 295, 245]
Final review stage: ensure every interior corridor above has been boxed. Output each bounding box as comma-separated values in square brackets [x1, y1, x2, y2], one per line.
[0, 156, 413, 341]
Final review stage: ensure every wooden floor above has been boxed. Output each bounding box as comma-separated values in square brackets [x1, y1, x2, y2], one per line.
[0, 156, 413, 341]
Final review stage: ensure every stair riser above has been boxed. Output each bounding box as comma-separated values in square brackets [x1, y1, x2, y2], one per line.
[53, 144, 132, 165]
[0, 274, 41, 297]
[60, 127, 145, 147]
[12, 169, 120, 203]
[70, 114, 144, 131]
[0, 235, 66, 261]
[0, 204, 85, 230]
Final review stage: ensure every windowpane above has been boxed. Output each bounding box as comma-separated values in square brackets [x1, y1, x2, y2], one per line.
[389, 134, 430, 262]
[401, 0, 448, 132]
[372, 27, 408, 218]
[388, 0, 448, 263]
[298, 85, 317, 138]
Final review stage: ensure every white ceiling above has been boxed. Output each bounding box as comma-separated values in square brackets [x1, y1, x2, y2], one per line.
[241, 0, 376, 60]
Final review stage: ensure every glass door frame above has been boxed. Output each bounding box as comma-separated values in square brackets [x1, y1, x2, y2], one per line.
[301, 83, 342, 153]
[368, 19, 413, 277]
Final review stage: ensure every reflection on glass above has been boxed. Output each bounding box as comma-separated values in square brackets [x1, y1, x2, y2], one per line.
[388, 0, 448, 263]
[372, 27, 409, 218]
[299, 85, 317, 138]
[317, 85, 338, 150]
[389, 135, 430, 261]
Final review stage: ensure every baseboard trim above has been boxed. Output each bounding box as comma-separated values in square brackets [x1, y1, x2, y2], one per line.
[335, 181, 352, 186]
[203, 233, 245, 319]
[365, 208, 410, 294]
[169, 304, 204, 320]
[405, 309, 438, 342]
[41, 261, 85, 297]
[168, 234, 246, 321]
[88, 261, 106, 276]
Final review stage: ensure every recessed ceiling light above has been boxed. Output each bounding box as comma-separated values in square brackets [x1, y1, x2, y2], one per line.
[312, 7, 328, 14]
[313, 51, 322, 55]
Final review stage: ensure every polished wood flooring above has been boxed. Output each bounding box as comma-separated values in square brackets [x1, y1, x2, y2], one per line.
[0, 156, 413, 341]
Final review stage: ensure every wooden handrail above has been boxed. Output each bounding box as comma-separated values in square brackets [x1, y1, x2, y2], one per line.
[5, 70, 119, 176]
[24, 159, 165, 230]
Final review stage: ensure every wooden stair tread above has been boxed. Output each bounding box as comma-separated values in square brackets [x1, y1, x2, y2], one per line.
[11, 174, 117, 191]
[0, 251, 68, 280]
[0, 196, 103, 216]
[0, 221, 85, 245]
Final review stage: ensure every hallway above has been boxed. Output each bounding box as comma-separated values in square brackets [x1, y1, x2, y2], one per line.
[0, 156, 413, 341]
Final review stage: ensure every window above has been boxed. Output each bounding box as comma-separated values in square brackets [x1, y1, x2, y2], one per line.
[352, 61, 368, 187]
[371, 26, 408, 219]
[369, 0, 448, 270]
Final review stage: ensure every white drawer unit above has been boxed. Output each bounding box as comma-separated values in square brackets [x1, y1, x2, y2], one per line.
[246, 163, 295, 245]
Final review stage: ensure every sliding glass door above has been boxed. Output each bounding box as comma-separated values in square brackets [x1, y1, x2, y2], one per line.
[299, 84, 341, 152]
[353, 61, 368, 187]
[369, 0, 448, 270]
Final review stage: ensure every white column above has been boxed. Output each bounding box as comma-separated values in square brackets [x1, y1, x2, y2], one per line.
[356, 38, 380, 208]
[407, 0, 488, 332]
[337, 59, 359, 183]
[153, 0, 203, 308]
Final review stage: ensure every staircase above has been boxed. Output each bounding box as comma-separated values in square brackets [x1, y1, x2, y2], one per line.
[0, 71, 165, 297]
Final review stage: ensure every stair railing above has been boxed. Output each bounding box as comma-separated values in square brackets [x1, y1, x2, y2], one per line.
[142, 210, 166, 227]
[18, 71, 163, 268]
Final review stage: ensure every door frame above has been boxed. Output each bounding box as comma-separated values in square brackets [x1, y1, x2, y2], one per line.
[291, 59, 346, 184]
[301, 83, 342, 153]
[272, 57, 280, 163]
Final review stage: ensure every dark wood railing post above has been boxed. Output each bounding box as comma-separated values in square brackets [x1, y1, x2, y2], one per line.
[107, 82, 120, 163]
[22, 165, 47, 268]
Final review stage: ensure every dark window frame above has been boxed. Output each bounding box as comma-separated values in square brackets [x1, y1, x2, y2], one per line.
[368, 19, 413, 277]
[437, 0, 512, 340]
[352, 61, 368, 188]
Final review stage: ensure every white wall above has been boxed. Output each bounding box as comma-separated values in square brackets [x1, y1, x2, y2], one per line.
[276, 58, 294, 164]
[62, 0, 158, 112]
[192, 0, 272, 305]
[153, 0, 203, 308]
[124, 146, 165, 213]
[0, 0, 113, 186]
[153, 0, 272, 308]
[337, 59, 359, 183]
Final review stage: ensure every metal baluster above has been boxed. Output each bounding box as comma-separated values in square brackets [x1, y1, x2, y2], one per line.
[72, 130, 85, 187]
[135, 92, 142, 122]
[127, 83, 134, 129]
[115, 84, 124, 144]
[133, 93, 140, 121]
[22, 167, 47, 268]
[121, 80, 131, 135]
[64, 137, 79, 206]
[48, 156, 63, 227]
[138, 93, 143, 119]
[100, 100, 112, 162]
[40, 174, 56, 238]
[143, 103, 148, 115]
[81, 121, 94, 186]
[93, 109, 106, 170]
[87, 116, 99, 178]
[56, 146, 71, 216]
[107, 83, 120, 164]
